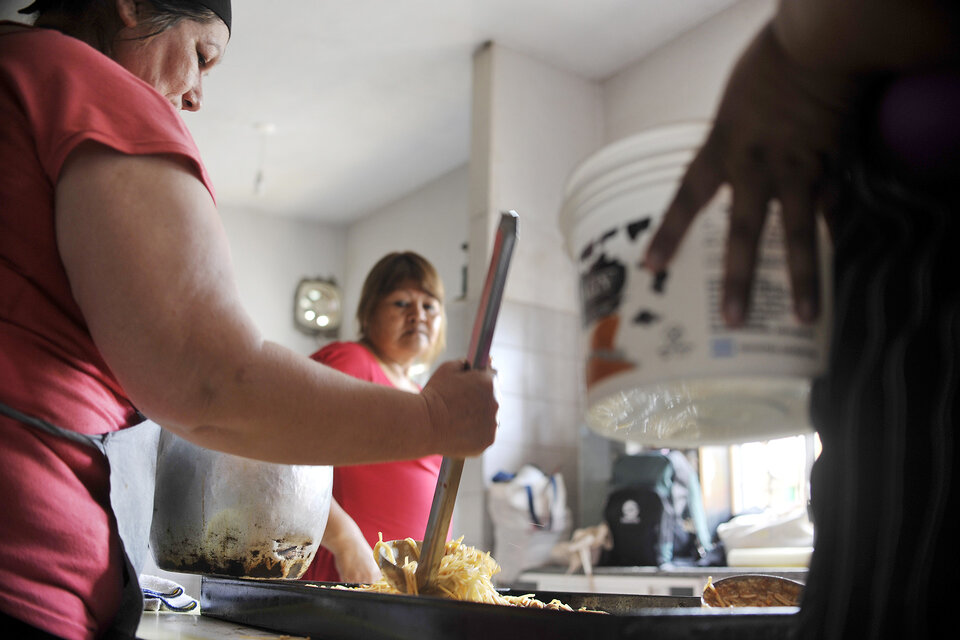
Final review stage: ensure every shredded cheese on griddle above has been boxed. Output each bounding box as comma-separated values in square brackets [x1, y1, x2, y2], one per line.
[338, 534, 589, 611]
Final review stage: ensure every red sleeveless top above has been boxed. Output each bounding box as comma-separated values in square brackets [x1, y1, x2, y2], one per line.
[0, 25, 213, 639]
[300, 341, 444, 582]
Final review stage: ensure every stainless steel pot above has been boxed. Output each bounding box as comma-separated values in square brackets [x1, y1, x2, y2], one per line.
[150, 430, 332, 579]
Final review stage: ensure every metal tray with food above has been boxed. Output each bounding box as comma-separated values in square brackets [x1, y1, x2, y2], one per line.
[200, 575, 799, 640]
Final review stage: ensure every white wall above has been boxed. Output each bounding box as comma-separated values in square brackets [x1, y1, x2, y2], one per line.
[602, 0, 775, 141]
[342, 165, 470, 344]
[218, 206, 347, 355]
[469, 45, 603, 314]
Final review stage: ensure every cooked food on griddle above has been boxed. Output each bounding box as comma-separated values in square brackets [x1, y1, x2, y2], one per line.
[701, 574, 803, 607]
[333, 535, 600, 612]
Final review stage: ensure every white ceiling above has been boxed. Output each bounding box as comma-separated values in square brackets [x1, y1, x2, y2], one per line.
[7, 0, 739, 223]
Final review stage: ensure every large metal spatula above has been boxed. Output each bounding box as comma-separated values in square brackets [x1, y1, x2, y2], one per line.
[377, 211, 519, 594]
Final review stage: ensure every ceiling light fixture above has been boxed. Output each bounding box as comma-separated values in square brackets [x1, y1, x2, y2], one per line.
[253, 121, 275, 196]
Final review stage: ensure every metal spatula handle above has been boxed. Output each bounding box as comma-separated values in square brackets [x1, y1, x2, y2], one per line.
[415, 210, 519, 592]
[464, 212, 518, 371]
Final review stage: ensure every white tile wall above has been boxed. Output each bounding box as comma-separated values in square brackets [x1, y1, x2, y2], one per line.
[452, 299, 583, 551]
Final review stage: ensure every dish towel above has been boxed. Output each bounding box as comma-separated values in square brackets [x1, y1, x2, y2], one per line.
[140, 575, 199, 612]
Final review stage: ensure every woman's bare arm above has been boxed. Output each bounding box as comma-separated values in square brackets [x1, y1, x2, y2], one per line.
[55, 143, 497, 464]
[320, 499, 381, 583]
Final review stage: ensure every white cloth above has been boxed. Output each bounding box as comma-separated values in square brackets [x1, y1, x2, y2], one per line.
[550, 522, 613, 576]
[717, 506, 814, 550]
[140, 575, 199, 613]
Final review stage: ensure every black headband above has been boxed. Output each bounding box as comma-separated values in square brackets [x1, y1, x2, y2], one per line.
[19, 1, 231, 34]
[195, 0, 230, 34]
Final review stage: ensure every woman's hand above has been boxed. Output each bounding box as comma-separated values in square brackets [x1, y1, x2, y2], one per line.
[320, 500, 381, 584]
[421, 359, 498, 458]
[643, 22, 860, 327]
[330, 539, 381, 585]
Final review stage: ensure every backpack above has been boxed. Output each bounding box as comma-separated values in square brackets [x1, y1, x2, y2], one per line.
[602, 451, 713, 566]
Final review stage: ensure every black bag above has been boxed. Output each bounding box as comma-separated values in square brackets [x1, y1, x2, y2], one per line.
[602, 451, 713, 566]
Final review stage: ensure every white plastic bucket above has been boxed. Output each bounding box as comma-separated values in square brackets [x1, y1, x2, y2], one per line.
[560, 121, 831, 448]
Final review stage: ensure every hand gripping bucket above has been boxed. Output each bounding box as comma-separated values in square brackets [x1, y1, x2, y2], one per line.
[560, 122, 831, 447]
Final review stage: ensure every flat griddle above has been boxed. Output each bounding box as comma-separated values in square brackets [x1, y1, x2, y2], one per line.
[200, 575, 798, 640]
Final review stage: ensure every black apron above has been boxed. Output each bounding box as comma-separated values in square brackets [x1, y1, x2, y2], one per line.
[0, 401, 161, 639]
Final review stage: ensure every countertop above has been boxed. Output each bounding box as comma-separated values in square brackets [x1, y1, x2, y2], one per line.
[515, 564, 808, 598]
[137, 611, 309, 640]
[519, 564, 808, 577]
[518, 565, 807, 583]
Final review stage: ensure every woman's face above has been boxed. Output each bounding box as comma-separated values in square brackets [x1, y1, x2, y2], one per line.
[113, 9, 229, 112]
[366, 280, 443, 367]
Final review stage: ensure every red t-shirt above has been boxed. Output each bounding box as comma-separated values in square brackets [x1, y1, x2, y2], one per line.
[0, 25, 214, 640]
[300, 342, 444, 582]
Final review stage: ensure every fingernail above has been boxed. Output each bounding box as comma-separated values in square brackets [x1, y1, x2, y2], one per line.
[796, 298, 817, 324]
[724, 299, 744, 327]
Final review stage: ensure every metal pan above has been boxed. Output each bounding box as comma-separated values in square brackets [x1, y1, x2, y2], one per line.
[200, 575, 798, 640]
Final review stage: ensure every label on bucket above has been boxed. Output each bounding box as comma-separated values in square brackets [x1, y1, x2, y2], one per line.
[571, 186, 831, 447]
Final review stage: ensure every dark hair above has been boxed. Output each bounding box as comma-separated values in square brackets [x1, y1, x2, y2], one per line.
[356, 252, 447, 365]
[19, 1, 221, 55]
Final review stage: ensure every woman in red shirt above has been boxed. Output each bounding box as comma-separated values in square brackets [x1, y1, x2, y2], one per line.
[0, 3, 497, 638]
[303, 252, 449, 584]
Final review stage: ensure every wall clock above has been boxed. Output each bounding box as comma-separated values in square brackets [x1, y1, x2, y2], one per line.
[294, 278, 342, 335]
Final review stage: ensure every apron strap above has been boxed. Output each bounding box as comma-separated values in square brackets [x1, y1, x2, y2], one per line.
[0, 401, 103, 451]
